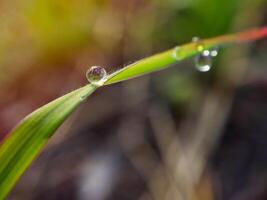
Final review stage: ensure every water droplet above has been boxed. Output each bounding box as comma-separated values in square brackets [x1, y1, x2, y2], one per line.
[192, 37, 220, 72]
[192, 36, 205, 52]
[192, 36, 200, 42]
[86, 66, 107, 85]
[172, 46, 185, 61]
[195, 50, 212, 72]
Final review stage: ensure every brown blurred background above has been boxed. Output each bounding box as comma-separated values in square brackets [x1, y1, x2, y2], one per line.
[1, 0, 267, 199]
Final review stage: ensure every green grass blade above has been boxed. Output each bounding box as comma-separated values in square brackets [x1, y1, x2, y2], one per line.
[0, 84, 97, 199]
[104, 50, 176, 84]
[104, 27, 267, 85]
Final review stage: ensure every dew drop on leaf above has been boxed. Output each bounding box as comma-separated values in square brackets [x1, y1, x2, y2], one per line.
[192, 36, 200, 42]
[195, 50, 212, 72]
[192, 36, 205, 52]
[86, 66, 107, 85]
[192, 36, 219, 72]
[172, 46, 185, 61]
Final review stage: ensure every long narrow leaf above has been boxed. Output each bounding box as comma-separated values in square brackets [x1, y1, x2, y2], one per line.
[0, 84, 97, 199]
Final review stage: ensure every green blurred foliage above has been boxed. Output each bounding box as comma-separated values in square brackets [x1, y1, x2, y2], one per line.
[24, 0, 95, 52]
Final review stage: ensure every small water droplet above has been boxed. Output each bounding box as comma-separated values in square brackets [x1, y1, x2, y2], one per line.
[172, 46, 185, 61]
[86, 66, 107, 85]
[196, 44, 205, 52]
[192, 36, 200, 42]
[195, 50, 212, 72]
[192, 36, 205, 52]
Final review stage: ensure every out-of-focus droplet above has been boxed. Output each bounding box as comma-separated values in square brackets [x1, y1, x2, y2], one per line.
[172, 46, 185, 61]
[195, 50, 212, 72]
[86, 66, 107, 85]
[192, 36, 200, 42]
[192, 36, 205, 52]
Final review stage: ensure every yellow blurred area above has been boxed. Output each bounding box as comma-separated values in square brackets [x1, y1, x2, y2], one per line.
[0, 0, 120, 83]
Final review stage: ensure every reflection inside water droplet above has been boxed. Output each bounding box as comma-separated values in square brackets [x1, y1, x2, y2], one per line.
[195, 50, 212, 72]
[210, 46, 219, 57]
[86, 66, 107, 85]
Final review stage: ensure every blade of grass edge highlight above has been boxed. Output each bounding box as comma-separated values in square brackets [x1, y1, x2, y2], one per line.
[0, 84, 97, 199]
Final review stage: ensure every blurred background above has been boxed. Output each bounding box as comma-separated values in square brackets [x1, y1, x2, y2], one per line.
[1, 0, 267, 199]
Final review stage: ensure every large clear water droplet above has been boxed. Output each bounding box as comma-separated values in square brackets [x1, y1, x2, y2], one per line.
[192, 36, 220, 72]
[195, 50, 212, 72]
[86, 66, 107, 85]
